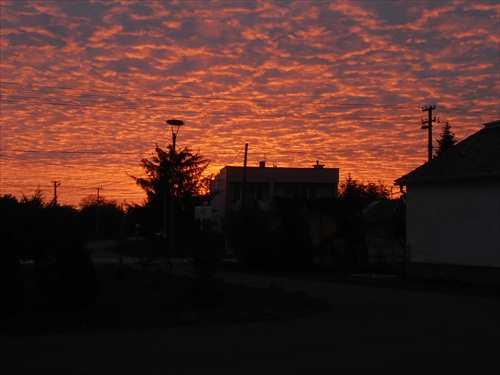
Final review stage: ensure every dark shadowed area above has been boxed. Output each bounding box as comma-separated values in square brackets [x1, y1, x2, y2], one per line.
[2, 258, 499, 375]
[0, 263, 323, 337]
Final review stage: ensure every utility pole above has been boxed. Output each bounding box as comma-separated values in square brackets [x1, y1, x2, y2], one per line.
[95, 187, 103, 239]
[421, 105, 438, 162]
[51, 180, 61, 206]
[96, 187, 102, 204]
[242, 143, 248, 210]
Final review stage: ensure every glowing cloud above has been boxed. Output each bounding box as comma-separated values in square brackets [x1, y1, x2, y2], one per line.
[0, 0, 498, 206]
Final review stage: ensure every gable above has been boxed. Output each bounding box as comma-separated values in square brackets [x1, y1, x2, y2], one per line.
[396, 121, 500, 185]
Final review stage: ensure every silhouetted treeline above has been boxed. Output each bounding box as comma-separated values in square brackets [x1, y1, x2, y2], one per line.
[225, 177, 397, 273]
[0, 192, 125, 313]
[225, 197, 314, 271]
[0, 176, 399, 313]
[0, 189, 222, 312]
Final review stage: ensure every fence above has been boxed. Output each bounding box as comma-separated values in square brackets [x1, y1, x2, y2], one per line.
[366, 238, 406, 272]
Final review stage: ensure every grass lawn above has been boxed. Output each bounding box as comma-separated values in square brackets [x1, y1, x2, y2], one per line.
[1, 263, 326, 337]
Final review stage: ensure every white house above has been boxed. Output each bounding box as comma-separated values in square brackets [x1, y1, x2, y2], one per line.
[210, 161, 339, 246]
[395, 120, 500, 286]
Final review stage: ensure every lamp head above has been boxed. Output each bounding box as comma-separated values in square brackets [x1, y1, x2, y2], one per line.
[166, 119, 184, 126]
[166, 119, 184, 135]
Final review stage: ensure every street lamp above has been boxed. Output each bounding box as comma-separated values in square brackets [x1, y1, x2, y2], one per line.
[167, 119, 184, 151]
[165, 119, 184, 269]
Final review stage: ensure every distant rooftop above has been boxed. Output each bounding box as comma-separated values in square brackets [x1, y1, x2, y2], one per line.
[220, 165, 340, 184]
[396, 120, 500, 185]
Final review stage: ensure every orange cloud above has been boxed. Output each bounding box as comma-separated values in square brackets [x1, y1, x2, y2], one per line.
[0, 1, 497, 206]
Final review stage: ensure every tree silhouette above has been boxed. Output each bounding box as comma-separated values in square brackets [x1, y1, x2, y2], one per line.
[130, 144, 212, 238]
[79, 195, 124, 240]
[336, 176, 389, 243]
[435, 121, 458, 157]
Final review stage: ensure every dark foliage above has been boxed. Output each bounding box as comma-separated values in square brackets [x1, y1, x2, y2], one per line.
[79, 196, 125, 240]
[272, 197, 313, 271]
[0, 231, 25, 315]
[0, 193, 98, 309]
[0, 193, 84, 265]
[36, 248, 101, 308]
[336, 176, 390, 243]
[189, 228, 226, 287]
[224, 198, 313, 271]
[129, 145, 213, 251]
[224, 209, 274, 267]
[435, 121, 458, 157]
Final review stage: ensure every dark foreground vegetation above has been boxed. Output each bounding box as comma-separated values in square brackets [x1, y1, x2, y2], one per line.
[1, 263, 329, 337]
[0, 169, 396, 335]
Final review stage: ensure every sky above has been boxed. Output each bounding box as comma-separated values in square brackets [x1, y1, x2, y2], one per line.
[1, 0, 499, 207]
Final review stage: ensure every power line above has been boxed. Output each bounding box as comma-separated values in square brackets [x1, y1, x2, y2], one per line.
[1, 81, 418, 108]
[0, 149, 142, 155]
[3, 82, 497, 122]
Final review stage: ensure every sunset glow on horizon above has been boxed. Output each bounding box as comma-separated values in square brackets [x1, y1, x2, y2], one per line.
[1, 1, 499, 207]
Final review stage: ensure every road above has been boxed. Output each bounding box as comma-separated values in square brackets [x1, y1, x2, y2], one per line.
[2, 245, 500, 375]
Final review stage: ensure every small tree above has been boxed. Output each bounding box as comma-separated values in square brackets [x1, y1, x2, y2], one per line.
[130, 144, 213, 251]
[79, 195, 124, 240]
[336, 176, 389, 244]
[435, 121, 458, 157]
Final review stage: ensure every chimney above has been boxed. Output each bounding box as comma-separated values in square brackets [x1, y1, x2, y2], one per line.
[313, 160, 324, 169]
[259, 160, 266, 168]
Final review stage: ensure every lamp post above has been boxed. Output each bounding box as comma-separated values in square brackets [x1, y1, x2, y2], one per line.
[165, 119, 184, 268]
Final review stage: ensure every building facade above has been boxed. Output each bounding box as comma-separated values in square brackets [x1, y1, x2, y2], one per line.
[210, 162, 339, 246]
[396, 120, 500, 286]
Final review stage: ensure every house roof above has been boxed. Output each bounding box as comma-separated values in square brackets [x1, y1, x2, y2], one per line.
[363, 199, 399, 223]
[396, 120, 500, 185]
[221, 165, 339, 184]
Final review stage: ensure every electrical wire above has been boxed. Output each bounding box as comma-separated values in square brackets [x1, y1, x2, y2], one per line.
[1, 81, 418, 108]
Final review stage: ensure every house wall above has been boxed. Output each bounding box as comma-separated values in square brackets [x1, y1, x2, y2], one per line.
[210, 168, 227, 231]
[406, 179, 500, 269]
[210, 166, 339, 243]
[273, 183, 337, 200]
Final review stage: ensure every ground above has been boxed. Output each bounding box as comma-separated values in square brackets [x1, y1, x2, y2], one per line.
[0, 262, 326, 337]
[2, 256, 500, 375]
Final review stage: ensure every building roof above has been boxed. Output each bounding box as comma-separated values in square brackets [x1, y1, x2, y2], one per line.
[396, 120, 500, 185]
[221, 165, 339, 184]
[363, 199, 399, 224]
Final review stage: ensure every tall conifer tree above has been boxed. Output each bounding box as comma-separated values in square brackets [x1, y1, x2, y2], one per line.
[435, 122, 458, 156]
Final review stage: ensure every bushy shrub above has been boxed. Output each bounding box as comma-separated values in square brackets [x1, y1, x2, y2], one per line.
[270, 214, 313, 271]
[189, 232, 226, 285]
[224, 210, 274, 267]
[271, 197, 313, 271]
[37, 248, 100, 309]
[224, 201, 314, 271]
[0, 247, 25, 315]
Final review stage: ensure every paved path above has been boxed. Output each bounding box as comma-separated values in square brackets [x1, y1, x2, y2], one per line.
[2, 248, 500, 375]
